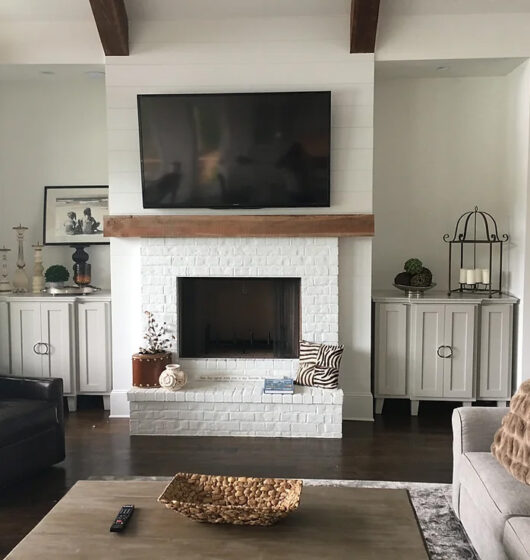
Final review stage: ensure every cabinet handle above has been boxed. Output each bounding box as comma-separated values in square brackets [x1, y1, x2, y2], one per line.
[437, 345, 453, 359]
[32, 342, 49, 355]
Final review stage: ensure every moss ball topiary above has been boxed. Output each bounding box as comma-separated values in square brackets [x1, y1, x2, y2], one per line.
[394, 272, 412, 286]
[410, 267, 433, 287]
[404, 258, 423, 275]
[45, 265, 70, 283]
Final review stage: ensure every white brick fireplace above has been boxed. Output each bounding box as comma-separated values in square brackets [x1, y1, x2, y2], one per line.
[141, 237, 339, 377]
[128, 236, 343, 437]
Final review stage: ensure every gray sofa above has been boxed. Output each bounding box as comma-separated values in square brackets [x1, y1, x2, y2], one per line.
[452, 407, 530, 560]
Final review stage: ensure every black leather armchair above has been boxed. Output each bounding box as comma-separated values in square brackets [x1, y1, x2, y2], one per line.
[0, 376, 65, 484]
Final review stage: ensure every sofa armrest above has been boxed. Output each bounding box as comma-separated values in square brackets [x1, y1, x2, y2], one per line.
[451, 406, 508, 517]
[0, 375, 64, 427]
[452, 407, 508, 454]
[0, 375, 63, 403]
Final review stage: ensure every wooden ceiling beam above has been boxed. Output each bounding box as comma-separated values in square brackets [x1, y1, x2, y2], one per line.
[350, 0, 380, 53]
[89, 0, 129, 56]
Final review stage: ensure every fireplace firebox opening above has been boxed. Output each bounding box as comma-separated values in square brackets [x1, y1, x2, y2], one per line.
[178, 277, 300, 358]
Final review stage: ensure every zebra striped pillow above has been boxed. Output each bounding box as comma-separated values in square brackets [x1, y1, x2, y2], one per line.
[295, 341, 344, 389]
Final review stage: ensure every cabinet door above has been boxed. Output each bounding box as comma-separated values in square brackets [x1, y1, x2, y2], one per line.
[479, 304, 512, 399]
[78, 301, 111, 393]
[9, 302, 42, 377]
[41, 302, 74, 394]
[443, 305, 476, 399]
[0, 301, 10, 374]
[411, 305, 445, 398]
[375, 303, 407, 396]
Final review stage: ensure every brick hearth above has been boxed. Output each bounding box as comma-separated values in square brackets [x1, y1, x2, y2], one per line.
[128, 382, 343, 438]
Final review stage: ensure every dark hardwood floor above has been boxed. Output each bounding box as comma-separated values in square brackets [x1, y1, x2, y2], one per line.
[0, 398, 456, 557]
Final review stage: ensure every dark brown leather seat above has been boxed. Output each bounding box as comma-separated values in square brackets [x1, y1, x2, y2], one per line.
[0, 376, 65, 484]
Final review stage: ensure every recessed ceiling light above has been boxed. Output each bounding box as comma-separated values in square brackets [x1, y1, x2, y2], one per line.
[40, 70, 55, 75]
[436, 66, 449, 71]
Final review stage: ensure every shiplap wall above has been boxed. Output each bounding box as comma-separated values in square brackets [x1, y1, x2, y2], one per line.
[105, 15, 374, 420]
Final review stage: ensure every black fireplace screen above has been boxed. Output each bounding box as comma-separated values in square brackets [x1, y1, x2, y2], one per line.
[178, 277, 300, 358]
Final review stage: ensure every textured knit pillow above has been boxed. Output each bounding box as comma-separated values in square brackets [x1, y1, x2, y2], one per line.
[295, 341, 344, 389]
[491, 380, 530, 485]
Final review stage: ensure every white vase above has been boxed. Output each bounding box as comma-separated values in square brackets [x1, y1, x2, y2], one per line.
[159, 364, 187, 391]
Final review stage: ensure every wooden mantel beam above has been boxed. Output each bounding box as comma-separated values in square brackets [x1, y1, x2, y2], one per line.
[350, 0, 380, 53]
[89, 0, 129, 56]
[104, 214, 375, 238]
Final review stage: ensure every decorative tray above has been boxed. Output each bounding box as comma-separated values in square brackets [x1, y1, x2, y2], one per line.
[158, 473, 303, 526]
[45, 286, 101, 296]
[393, 282, 436, 297]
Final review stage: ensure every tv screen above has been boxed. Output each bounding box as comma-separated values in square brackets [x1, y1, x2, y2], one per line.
[137, 92, 331, 209]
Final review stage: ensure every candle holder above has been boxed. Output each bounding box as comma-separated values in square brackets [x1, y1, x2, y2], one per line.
[32, 242, 45, 294]
[0, 246, 12, 293]
[12, 224, 29, 293]
[443, 207, 508, 298]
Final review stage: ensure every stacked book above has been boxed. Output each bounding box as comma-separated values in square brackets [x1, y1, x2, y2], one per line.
[263, 377, 294, 395]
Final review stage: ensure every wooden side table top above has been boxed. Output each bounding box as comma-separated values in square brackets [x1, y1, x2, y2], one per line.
[6, 481, 429, 560]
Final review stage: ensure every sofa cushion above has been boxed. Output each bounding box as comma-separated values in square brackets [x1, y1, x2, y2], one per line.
[0, 399, 57, 447]
[492, 379, 530, 485]
[460, 452, 530, 539]
[503, 517, 530, 560]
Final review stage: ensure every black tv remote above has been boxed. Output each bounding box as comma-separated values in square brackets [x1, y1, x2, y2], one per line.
[110, 505, 135, 532]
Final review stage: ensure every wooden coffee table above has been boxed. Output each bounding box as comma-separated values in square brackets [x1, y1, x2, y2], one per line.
[6, 481, 429, 559]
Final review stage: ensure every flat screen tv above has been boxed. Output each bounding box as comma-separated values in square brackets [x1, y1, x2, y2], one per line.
[137, 91, 331, 209]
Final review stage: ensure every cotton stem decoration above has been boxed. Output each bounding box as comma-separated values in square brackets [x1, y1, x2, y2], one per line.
[139, 311, 175, 354]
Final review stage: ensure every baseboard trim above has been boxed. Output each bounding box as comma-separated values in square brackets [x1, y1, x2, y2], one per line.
[342, 391, 374, 422]
[109, 390, 130, 418]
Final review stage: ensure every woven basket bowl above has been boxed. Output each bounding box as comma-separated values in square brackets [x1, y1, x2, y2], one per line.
[158, 473, 303, 526]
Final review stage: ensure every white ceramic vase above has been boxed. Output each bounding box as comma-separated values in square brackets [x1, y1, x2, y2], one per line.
[159, 364, 187, 391]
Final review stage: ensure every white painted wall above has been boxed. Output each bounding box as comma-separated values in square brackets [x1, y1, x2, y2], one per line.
[505, 61, 530, 385]
[106, 15, 374, 420]
[0, 22, 103, 65]
[373, 75, 510, 291]
[0, 78, 109, 287]
[377, 1, 530, 61]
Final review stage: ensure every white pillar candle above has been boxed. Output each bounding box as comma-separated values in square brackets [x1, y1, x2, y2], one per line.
[474, 269, 483, 284]
[459, 269, 467, 284]
[466, 269, 476, 285]
[482, 269, 490, 285]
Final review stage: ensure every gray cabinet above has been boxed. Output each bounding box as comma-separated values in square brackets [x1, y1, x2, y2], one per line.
[411, 304, 446, 399]
[77, 300, 112, 394]
[4, 293, 112, 411]
[374, 292, 516, 415]
[10, 300, 74, 395]
[478, 304, 512, 399]
[374, 303, 408, 400]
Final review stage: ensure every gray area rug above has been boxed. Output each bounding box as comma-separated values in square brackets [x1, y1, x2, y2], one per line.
[89, 476, 477, 560]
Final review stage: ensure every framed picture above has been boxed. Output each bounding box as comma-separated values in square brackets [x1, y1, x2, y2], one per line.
[43, 186, 109, 245]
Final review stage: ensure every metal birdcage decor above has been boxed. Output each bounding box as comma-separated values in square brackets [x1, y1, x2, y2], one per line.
[443, 207, 508, 298]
